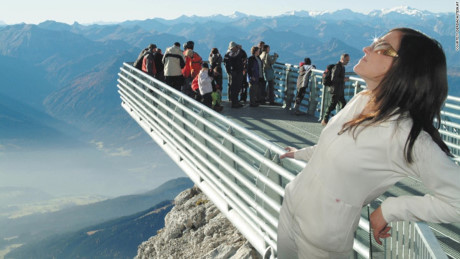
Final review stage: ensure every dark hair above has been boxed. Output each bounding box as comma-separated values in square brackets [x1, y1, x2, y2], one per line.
[210, 48, 219, 56]
[174, 42, 180, 47]
[304, 57, 311, 65]
[186, 40, 194, 50]
[263, 45, 270, 52]
[341, 53, 349, 60]
[342, 28, 451, 163]
[251, 46, 259, 55]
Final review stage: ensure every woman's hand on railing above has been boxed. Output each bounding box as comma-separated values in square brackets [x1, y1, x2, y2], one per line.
[280, 147, 298, 159]
[370, 206, 392, 245]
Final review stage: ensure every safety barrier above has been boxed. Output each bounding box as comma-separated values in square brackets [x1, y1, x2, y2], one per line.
[118, 62, 457, 258]
[273, 62, 460, 164]
[118, 62, 301, 258]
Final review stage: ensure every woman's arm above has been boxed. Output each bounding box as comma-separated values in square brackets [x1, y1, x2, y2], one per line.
[280, 145, 317, 162]
[382, 132, 460, 224]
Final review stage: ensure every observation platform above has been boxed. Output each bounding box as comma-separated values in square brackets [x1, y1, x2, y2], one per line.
[117, 61, 460, 259]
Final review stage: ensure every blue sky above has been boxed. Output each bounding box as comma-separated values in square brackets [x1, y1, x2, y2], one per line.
[0, 0, 456, 25]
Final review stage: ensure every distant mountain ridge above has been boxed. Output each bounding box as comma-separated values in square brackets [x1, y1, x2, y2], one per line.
[0, 186, 54, 213]
[5, 200, 174, 259]
[0, 177, 193, 253]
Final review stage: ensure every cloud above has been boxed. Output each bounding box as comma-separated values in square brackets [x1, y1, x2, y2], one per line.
[127, 132, 144, 141]
[90, 140, 132, 157]
[0, 143, 23, 151]
[90, 140, 105, 150]
[108, 147, 132, 157]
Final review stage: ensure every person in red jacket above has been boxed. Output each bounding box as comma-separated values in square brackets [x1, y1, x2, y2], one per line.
[182, 41, 202, 96]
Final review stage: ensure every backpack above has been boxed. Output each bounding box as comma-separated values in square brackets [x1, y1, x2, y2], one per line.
[142, 52, 157, 76]
[190, 52, 203, 78]
[191, 75, 199, 91]
[134, 48, 148, 69]
[322, 64, 335, 86]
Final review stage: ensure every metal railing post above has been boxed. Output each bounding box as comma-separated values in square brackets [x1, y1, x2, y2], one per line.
[308, 75, 318, 116]
[283, 64, 294, 110]
[319, 84, 329, 121]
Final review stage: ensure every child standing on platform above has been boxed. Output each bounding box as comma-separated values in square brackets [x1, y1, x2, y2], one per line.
[198, 63, 213, 108]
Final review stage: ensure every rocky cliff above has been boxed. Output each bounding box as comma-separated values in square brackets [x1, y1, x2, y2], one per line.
[135, 186, 262, 259]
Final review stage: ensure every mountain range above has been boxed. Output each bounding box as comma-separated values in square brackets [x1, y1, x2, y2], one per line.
[5, 201, 174, 259]
[0, 177, 193, 258]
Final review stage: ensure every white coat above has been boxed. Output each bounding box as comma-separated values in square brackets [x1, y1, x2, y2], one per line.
[277, 91, 460, 258]
[162, 45, 185, 77]
[198, 70, 213, 96]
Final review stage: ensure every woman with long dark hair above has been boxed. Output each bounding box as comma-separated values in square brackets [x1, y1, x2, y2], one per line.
[277, 28, 460, 258]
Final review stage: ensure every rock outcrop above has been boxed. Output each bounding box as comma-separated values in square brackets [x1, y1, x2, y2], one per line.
[135, 186, 262, 259]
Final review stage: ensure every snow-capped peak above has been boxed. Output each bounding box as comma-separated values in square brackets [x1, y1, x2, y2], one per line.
[229, 11, 249, 19]
[369, 6, 432, 17]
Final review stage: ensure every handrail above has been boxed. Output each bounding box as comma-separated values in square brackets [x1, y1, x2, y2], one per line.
[118, 61, 457, 258]
[272, 62, 460, 161]
[118, 62, 305, 257]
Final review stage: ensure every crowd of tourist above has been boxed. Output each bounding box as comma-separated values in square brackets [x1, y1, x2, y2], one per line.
[133, 40, 287, 112]
[133, 40, 351, 124]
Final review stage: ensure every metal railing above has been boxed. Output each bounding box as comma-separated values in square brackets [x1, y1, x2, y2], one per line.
[118, 62, 457, 258]
[441, 96, 460, 162]
[117, 62, 303, 258]
[272, 62, 460, 163]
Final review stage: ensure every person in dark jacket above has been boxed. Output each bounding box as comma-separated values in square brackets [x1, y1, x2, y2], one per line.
[321, 53, 350, 125]
[247, 46, 262, 107]
[142, 44, 157, 77]
[134, 43, 156, 70]
[153, 48, 164, 82]
[293, 57, 316, 115]
[224, 41, 247, 108]
[256, 41, 266, 102]
[209, 48, 223, 91]
[239, 45, 249, 103]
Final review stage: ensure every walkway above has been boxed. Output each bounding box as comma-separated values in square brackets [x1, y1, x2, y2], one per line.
[221, 101, 322, 149]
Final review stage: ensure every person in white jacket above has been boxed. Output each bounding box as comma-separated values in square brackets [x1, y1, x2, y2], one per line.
[198, 63, 213, 108]
[277, 27, 460, 258]
[162, 42, 185, 91]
